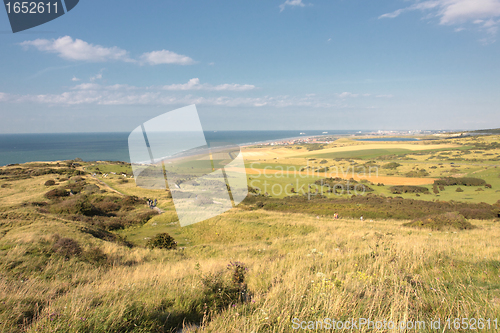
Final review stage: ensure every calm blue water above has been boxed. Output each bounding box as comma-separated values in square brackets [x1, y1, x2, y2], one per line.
[0, 130, 359, 166]
[355, 138, 419, 142]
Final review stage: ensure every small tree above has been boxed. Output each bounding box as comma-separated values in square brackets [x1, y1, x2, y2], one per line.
[146, 233, 177, 250]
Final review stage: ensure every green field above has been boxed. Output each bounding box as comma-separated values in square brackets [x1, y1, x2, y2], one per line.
[299, 148, 413, 159]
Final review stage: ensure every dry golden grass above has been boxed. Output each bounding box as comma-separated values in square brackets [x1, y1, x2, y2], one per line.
[1, 204, 499, 332]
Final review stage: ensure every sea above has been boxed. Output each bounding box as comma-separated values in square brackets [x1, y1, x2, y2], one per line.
[0, 130, 361, 166]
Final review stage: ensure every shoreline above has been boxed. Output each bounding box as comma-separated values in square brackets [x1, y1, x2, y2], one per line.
[0, 131, 465, 167]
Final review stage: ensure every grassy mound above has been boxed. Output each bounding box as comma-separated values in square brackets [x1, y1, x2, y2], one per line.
[403, 212, 476, 231]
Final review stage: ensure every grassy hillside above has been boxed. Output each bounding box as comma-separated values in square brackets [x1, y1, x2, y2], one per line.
[1, 136, 500, 332]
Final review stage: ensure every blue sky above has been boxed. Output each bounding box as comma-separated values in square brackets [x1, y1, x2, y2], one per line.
[0, 0, 499, 133]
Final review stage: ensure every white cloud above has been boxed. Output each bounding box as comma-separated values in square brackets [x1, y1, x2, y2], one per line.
[72, 83, 137, 91]
[378, 0, 500, 40]
[439, 0, 500, 25]
[338, 92, 358, 98]
[161, 78, 256, 91]
[338, 92, 371, 98]
[73, 83, 101, 90]
[378, 1, 441, 20]
[140, 50, 196, 65]
[19, 36, 134, 62]
[379, 8, 406, 19]
[90, 72, 103, 82]
[71, 76, 80, 82]
[20, 36, 197, 65]
[280, 0, 308, 12]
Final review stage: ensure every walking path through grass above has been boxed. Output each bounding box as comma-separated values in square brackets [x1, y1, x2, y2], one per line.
[91, 175, 125, 196]
[152, 206, 164, 214]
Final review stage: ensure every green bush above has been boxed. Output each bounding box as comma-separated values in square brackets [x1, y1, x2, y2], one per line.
[135, 211, 158, 224]
[44, 179, 56, 186]
[121, 195, 145, 206]
[390, 186, 429, 194]
[64, 181, 86, 194]
[50, 195, 101, 216]
[405, 169, 430, 177]
[198, 261, 249, 316]
[456, 187, 464, 192]
[435, 177, 486, 186]
[45, 188, 69, 199]
[94, 201, 121, 213]
[315, 177, 374, 192]
[382, 162, 401, 169]
[146, 233, 177, 250]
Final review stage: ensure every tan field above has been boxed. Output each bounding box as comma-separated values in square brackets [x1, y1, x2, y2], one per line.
[241, 142, 461, 159]
[241, 167, 436, 185]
